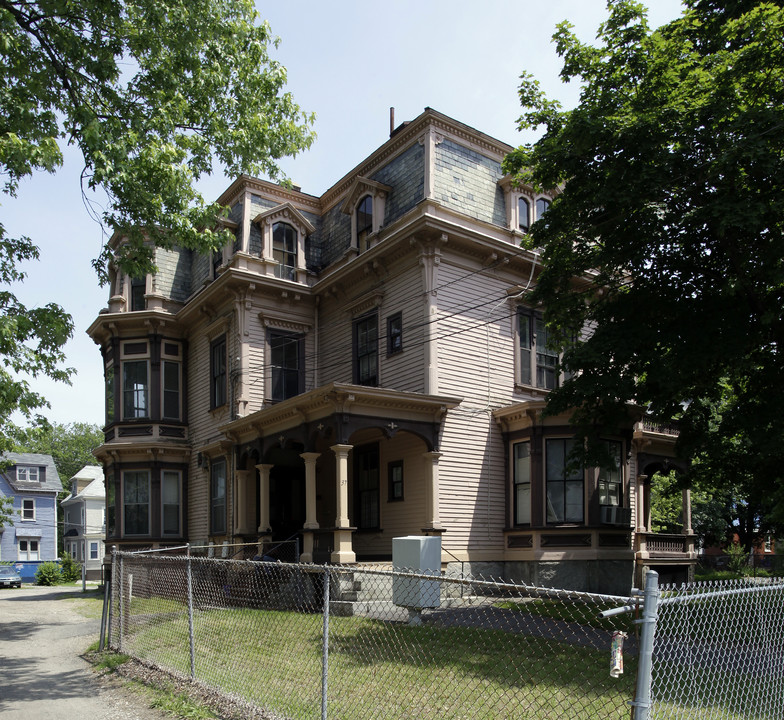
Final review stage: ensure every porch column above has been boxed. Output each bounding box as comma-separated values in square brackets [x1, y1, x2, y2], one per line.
[636, 474, 648, 532]
[235, 470, 252, 535]
[256, 464, 273, 534]
[300, 452, 321, 563]
[422, 451, 444, 533]
[330, 444, 356, 564]
[681, 487, 693, 534]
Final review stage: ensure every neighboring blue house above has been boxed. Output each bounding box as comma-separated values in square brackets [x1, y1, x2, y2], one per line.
[0, 453, 61, 582]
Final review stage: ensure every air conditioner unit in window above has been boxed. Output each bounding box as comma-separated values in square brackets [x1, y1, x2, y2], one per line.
[600, 505, 632, 526]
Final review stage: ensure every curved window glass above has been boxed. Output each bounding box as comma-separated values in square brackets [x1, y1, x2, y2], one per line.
[518, 197, 530, 232]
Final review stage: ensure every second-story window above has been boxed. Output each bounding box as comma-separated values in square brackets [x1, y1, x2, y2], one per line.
[17, 466, 39, 482]
[210, 336, 227, 409]
[356, 195, 373, 253]
[387, 313, 403, 355]
[354, 313, 378, 386]
[272, 222, 297, 281]
[518, 309, 560, 390]
[123, 360, 149, 418]
[162, 361, 181, 420]
[269, 330, 302, 402]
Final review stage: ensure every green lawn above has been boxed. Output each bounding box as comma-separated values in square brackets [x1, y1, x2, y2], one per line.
[117, 601, 637, 720]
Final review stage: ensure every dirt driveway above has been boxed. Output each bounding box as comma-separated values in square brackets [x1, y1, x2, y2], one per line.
[0, 584, 169, 720]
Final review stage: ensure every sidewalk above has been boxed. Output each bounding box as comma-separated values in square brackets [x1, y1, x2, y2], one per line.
[0, 584, 169, 720]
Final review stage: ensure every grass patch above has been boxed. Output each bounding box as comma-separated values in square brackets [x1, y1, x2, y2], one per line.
[494, 598, 637, 632]
[121, 605, 635, 720]
[150, 688, 219, 719]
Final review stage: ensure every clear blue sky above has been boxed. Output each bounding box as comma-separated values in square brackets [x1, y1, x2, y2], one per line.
[4, 0, 685, 428]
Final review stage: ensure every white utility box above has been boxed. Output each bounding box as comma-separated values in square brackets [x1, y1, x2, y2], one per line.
[392, 535, 441, 609]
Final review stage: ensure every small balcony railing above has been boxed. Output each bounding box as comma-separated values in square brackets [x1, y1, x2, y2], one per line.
[636, 532, 696, 557]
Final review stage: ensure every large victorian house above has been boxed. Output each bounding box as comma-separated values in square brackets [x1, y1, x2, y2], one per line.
[88, 108, 695, 594]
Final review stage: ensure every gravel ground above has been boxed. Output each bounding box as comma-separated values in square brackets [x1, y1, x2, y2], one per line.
[0, 583, 170, 720]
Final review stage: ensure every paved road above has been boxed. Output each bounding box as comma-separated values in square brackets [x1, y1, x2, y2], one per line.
[0, 584, 169, 720]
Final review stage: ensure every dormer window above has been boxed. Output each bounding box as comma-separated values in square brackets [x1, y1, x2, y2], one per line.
[272, 222, 297, 281]
[130, 275, 146, 311]
[518, 197, 531, 233]
[253, 203, 314, 283]
[536, 198, 551, 219]
[17, 466, 39, 482]
[341, 176, 391, 254]
[356, 195, 373, 253]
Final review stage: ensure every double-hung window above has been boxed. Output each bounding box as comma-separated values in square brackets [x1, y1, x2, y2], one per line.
[123, 470, 150, 535]
[518, 309, 560, 390]
[272, 222, 297, 280]
[354, 313, 378, 386]
[270, 330, 302, 402]
[545, 438, 584, 524]
[355, 445, 379, 529]
[18, 539, 39, 561]
[130, 275, 146, 311]
[513, 442, 531, 525]
[21, 498, 35, 520]
[356, 195, 373, 253]
[598, 440, 623, 507]
[123, 361, 149, 418]
[17, 466, 39, 482]
[210, 336, 227, 409]
[210, 458, 227, 535]
[387, 313, 403, 355]
[162, 470, 181, 536]
[162, 361, 181, 420]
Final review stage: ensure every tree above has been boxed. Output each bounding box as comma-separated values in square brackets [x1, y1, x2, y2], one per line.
[0, 494, 13, 529]
[0, 0, 315, 445]
[9, 421, 103, 485]
[503, 1, 784, 520]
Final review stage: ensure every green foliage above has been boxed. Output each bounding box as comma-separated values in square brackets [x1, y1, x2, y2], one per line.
[0, 494, 14, 529]
[504, 1, 784, 519]
[60, 552, 82, 582]
[35, 561, 62, 586]
[725, 542, 751, 576]
[9, 422, 103, 486]
[0, 0, 314, 447]
[150, 689, 219, 719]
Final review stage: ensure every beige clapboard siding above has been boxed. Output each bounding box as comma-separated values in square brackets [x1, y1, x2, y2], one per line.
[438, 409, 507, 553]
[427, 260, 514, 552]
[186, 306, 235, 541]
[434, 260, 517, 406]
[378, 257, 426, 393]
[244, 308, 267, 412]
[352, 431, 430, 558]
[316, 289, 355, 385]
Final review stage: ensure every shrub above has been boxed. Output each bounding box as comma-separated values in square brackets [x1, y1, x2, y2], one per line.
[726, 543, 750, 576]
[35, 561, 62, 586]
[60, 552, 82, 582]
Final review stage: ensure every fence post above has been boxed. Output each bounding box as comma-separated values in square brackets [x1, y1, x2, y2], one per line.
[321, 567, 330, 720]
[632, 570, 660, 720]
[187, 543, 196, 680]
[118, 551, 125, 653]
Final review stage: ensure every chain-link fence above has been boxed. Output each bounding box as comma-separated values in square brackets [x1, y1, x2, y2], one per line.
[107, 549, 639, 720]
[650, 577, 784, 720]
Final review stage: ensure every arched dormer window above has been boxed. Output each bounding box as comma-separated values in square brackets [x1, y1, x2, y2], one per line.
[518, 197, 530, 233]
[535, 197, 551, 220]
[356, 195, 373, 253]
[341, 176, 392, 254]
[272, 222, 297, 280]
[252, 203, 315, 283]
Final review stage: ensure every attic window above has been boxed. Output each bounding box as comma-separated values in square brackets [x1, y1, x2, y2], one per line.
[17, 466, 39, 482]
[356, 195, 373, 253]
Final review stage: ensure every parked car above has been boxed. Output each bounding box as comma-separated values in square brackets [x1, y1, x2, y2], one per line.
[0, 566, 22, 588]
